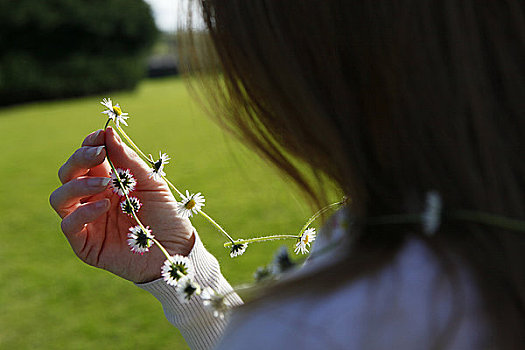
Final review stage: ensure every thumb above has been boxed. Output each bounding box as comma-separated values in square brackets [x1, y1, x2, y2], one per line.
[104, 127, 154, 184]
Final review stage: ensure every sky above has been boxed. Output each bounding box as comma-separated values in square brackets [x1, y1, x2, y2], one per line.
[144, 0, 203, 32]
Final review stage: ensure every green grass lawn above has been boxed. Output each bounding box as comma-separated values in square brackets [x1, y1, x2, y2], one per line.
[0, 77, 314, 349]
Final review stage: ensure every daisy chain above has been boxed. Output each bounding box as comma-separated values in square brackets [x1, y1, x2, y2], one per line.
[120, 196, 142, 216]
[149, 151, 170, 181]
[100, 98, 129, 127]
[229, 243, 247, 258]
[127, 225, 155, 254]
[110, 168, 136, 196]
[175, 276, 202, 302]
[162, 255, 194, 286]
[294, 227, 317, 255]
[176, 190, 205, 219]
[272, 246, 295, 274]
[200, 287, 231, 319]
[253, 266, 272, 283]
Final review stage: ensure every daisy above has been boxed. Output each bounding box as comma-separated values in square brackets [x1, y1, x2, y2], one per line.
[149, 151, 170, 181]
[127, 225, 154, 254]
[100, 98, 129, 127]
[294, 227, 317, 255]
[110, 168, 136, 196]
[175, 276, 201, 302]
[229, 242, 247, 258]
[272, 246, 295, 274]
[200, 287, 231, 319]
[176, 190, 205, 218]
[253, 266, 272, 283]
[161, 255, 194, 286]
[120, 196, 142, 216]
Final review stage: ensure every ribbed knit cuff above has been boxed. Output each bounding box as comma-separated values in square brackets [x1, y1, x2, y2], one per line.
[136, 232, 243, 350]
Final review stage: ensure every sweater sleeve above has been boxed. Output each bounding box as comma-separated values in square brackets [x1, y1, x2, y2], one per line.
[136, 232, 243, 350]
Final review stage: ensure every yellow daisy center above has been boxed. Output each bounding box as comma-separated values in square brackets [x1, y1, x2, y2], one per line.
[303, 235, 310, 244]
[185, 199, 196, 210]
[112, 105, 123, 116]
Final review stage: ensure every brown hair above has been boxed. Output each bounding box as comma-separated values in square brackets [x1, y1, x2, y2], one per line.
[181, 1, 525, 348]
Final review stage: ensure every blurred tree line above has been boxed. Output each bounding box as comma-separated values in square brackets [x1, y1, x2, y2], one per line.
[0, 0, 158, 106]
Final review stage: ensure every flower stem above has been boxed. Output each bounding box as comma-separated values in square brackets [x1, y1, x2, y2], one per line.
[298, 200, 344, 237]
[223, 234, 297, 248]
[112, 122, 236, 246]
[115, 125, 152, 164]
[162, 176, 234, 245]
[198, 210, 236, 244]
[152, 238, 172, 259]
[104, 122, 172, 261]
[113, 126, 184, 199]
[162, 175, 184, 198]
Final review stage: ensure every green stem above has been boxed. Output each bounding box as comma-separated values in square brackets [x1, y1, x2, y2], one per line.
[162, 175, 184, 198]
[152, 238, 172, 259]
[163, 178, 236, 246]
[223, 234, 297, 248]
[298, 200, 345, 237]
[113, 122, 236, 246]
[198, 210, 235, 243]
[114, 125, 183, 199]
[104, 122, 172, 261]
[115, 125, 152, 164]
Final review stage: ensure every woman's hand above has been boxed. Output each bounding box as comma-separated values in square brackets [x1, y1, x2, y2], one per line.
[50, 127, 195, 283]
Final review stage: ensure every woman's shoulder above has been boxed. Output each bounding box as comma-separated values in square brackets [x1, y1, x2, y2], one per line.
[217, 235, 488, 349]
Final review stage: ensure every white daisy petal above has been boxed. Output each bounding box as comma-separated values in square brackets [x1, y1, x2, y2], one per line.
[120, 196, 142, 216]
[229, 243, 247, 258]
[161, 255, 194, 286]
[110, 168, 136, 196]
[127, 225, 154, 254]
[176, 190, 205, 218]
[149, 151, 170, 181]
[100, 98, 130, 127]
[200, 287, 231, 319]
[294, 227, 317, 255]
[119, 115, 129, 127]
[175, 276, 201, 302]
[100, 97, 113, 110]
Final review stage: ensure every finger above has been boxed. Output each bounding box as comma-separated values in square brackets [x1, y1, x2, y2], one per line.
[61, 199, 110, 245]
[61, 199, 110, 235]
[82, 129, 105, 147]
[58, 145, 107, 184]
[50, 177, 111, 218]
[105, 127, 155, 183]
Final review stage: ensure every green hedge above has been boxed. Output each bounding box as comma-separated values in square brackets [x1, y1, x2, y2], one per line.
[0, 0, 158, 106]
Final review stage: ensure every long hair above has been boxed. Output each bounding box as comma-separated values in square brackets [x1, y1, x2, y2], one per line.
[180, 1, 525, 348]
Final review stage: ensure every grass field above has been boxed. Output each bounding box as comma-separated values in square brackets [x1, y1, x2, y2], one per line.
[0, 77, 314, 349]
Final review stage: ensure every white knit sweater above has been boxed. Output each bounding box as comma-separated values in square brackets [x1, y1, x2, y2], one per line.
[138, 212, 488, 350]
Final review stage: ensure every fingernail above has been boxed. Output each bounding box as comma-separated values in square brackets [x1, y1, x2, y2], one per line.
[87, 177, 111, 187]
[92, 129, 102, 141]
[85, 146, 105, 159]
[95, 199, 109, 209]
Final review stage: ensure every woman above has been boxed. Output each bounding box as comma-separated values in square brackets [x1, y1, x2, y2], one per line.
[50, 1, 525, 349]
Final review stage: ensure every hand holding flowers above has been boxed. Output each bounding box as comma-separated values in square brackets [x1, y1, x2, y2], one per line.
[50, 98, 344, 318]
[50, 127, 195, 283]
